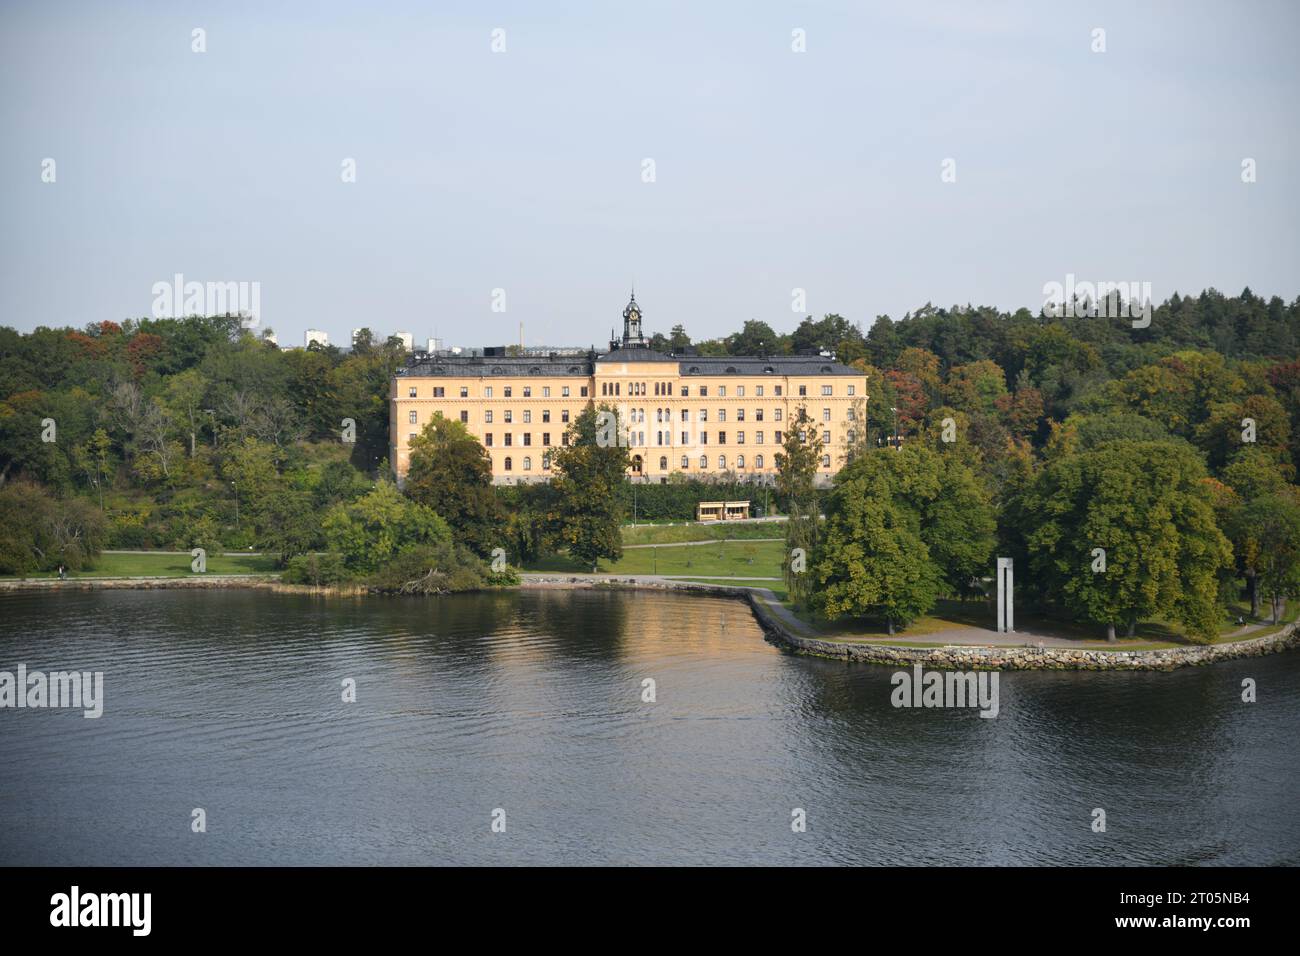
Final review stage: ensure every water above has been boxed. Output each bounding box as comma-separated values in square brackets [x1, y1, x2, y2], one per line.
[1, 588, 1296, 865]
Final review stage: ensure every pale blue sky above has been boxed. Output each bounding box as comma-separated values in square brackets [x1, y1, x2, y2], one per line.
[2, 0, 1297, 348]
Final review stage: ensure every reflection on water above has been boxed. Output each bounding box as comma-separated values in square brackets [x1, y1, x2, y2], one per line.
[1, 588, 1296, 865]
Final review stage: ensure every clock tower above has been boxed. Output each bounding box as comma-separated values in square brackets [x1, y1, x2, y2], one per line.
[621, 289, 648, 347]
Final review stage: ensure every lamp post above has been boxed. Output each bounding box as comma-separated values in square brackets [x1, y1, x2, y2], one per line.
[231, 480, 239, 526]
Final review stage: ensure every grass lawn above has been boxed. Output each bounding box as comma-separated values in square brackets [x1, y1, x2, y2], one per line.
[524, 539, 786, 578]
[621, 523, 785, 546]
[5, 552, 281, 579]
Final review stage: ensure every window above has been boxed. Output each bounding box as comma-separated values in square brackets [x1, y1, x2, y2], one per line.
[736, 455, 745, 469]
[523, 410, 531, 424]
[460, 387, 468, 398]
[822, 385, 832, 396]
[485, 410, 493, 424]
[543, 386, 551, 398]
[504, 434, 512, 446]
[504, 387, 512, 398]
[680, 409, 688, 422]
[562, 410, 570, 423]
[542, 453, 551, 470]
[847, 385, 856, 396]
[699, 386, 708, 397]
[718, 431, 726, 444]
[699, 409, 708, 422]
[823, 408, 831, 422]
[523, 387, 531, 398]
[775, 409, 783, 421]
[408, 433, 416, 441]
[523, 457, 531, 471]
[504, 410, 513, 423]
[775, 385, 783, 396]
[847, 407, 856, 421]
[718, 455, 726, 469]
[718, 409, 726, 422]
[823, 431, 831, 444]
[847, 429, 856, 443]
[562, 433, 570, 446]
[460, 410, 468, 423]
[543, 433, 550, 446]
[523, 434, 531, 446]
[756, 431, 764, 444]
[737, 386, 745, 397]
[755, 408, 763, 421]
[821, 454, 831, 467]
[408, 387, 417, 398]
[562, 386, 570, 397]
[485, 434, 493, 446]
[737, 431, 745, 444]
[799, 385, 808, 397]
[542, 410, 550, 423]
[701, 432, 708, 445]
[485, 387, 493, 398]
[681, 431, 689, 445]
[681, 455, 689, 469]
[408, 410, 418, 424]
[659, 456, 668, 470]
[504, 457, 512, 471]
[755, 454, 764, 468]
[679, 386, 688, 397]
[434, 387, 445, 398]
[699, 455, 708, 468]
[775, 430, 783, 444]
[580, 386, 588, 397]
[718, 386, 727, 397]
[756, 385, 764, 397]
[736, 408, 744, 421]
[601, 383, 608, 396]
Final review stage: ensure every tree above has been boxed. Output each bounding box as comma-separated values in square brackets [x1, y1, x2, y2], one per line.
[404, 414, 505, 556]
[164, 368, 210, 457]
[1236, 492, 1300, 623]
[776, 406, 820, 607]
[0, 481, 106, 575]
[550, 405, 630, 572]
[1019, 440, 1233, 642]
[258, 488, 319, 565]
[322, 482, 450, 573]
[726, 320, 778, 356]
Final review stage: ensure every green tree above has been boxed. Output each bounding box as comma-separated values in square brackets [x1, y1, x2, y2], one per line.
[776, 406, 820, 607]
[1019, 440, 1233, 642]
[550, 405, 630, 571]
[404, 414, 505, 556]
[1236, 492, 1300, 623]
[322, 482, 450, 573]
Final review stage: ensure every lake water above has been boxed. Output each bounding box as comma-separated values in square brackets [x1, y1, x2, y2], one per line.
[1, 588, 1296, 865]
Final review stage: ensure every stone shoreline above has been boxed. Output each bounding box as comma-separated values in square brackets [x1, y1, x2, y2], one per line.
[4, 572, 1296, 671]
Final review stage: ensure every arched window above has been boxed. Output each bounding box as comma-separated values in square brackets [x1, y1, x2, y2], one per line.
[755, 454, 764, 469]
[681, 455, 689, 469]
[718, 455, 726, 469]
[523, 457, 532, 471]
[542, 453, 551, 470]
[504, 457, 512, 471]
[736, 455, 745, 469]
[659, 456, 667, 470]
[699, 454, 708, 468]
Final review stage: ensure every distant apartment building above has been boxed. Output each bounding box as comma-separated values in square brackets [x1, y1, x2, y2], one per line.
[304, 329, 329, 348]
[390, 294, 867, 485]
[392, 331, 414, 351]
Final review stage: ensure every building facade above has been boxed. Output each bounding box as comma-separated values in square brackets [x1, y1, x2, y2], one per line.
[390, 295, 868, 485]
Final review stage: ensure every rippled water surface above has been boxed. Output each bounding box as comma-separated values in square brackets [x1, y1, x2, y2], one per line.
[1, 588, 1297, 865]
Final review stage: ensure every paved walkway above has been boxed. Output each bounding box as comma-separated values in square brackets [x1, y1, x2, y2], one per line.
[519, 573, 1283, 650]
[621, 538, 783, 549]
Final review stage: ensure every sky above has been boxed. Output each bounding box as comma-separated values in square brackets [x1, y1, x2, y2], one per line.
[2, 0, 1297, 349]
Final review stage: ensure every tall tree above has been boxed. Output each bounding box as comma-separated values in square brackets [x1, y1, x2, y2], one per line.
[550, 404, 630, 572]
[404, 414, 505, 557]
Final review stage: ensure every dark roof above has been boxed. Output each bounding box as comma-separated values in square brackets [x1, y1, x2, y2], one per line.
[398, 354, 594, 377]
[398, 350, 862, 378]
[676, 356, 861, 376]
[595, 346, 675, 363]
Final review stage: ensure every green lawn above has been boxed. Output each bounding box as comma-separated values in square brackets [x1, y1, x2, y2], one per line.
[621, 522, 785, 546]
[525, 539, 786, 578]
[6, 552, 280, 579]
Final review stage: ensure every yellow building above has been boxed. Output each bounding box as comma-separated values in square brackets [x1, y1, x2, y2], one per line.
[390, 295, 868, 485]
